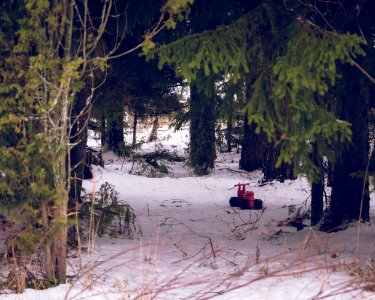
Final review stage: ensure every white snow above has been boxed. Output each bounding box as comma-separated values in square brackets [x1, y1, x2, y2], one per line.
[1, 125, 375, 300]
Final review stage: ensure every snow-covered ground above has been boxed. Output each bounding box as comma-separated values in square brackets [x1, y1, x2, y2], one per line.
[1, 125, 375, 300]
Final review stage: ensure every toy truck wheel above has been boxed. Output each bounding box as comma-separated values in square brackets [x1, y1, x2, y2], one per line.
[229, 197, 241, 207]
[254, 199, 263, 210]
[239, 200, 250, 210]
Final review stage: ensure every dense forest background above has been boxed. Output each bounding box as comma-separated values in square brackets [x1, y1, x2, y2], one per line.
[0, 0, 374, 290]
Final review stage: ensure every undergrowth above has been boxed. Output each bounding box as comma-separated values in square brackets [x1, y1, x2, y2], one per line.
[128, 143, 185, 178]
[0, 182, 141, 294]
[79, 182, 142, 239]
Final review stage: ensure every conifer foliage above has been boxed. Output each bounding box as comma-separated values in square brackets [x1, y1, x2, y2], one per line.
[151, 1, 366, 168]
[152, 0, 373, 225]
[0, 0, 193, 286]
[0, 0, 374, 291]
[0, 0, 82, 283]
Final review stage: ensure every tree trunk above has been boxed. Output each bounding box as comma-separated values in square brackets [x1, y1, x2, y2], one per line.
[262, 141, 296, 182]
[133, 110, 138, 146]
[240, 116, 265, 171]
[108, 111, 125, 154]
[189, 77, 216, 175]
[311, 179, 324, 226]
[41, 202, 54, 279]
[324, 66, 370, 229]
[262, 142, 279, 181]
[240, 74, 266, 171]
[101, 114, 106, 148]
[69, 84, 91, 205]
[226, 119, 232, 153]
[53, 96, 70, 283]
[148, 117, 159, 142]
[226, 95, 233, 153]
[54, 188, 68, 282]
[310, 142, 323, 226]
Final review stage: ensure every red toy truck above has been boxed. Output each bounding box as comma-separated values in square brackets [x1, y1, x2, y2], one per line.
[229, 183, 263, 210]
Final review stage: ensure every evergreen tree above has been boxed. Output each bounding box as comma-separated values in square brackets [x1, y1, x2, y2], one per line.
[0, 0, 85, 281]
[324, 65, 371, 227]
[302, 0, 375, 229]
[95, 51, 182, 153]
[0, 0, 193, 285]
[150, 0, 372, 226]
[149, 0, 256, 174]
[68, 0, 190, 212]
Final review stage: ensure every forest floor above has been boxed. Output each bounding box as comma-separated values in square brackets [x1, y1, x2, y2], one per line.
[1, 125, 375, 300]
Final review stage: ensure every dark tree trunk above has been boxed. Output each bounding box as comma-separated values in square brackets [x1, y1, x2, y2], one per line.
[226, 119, 232, 153]
[240, 74, 267, 172]
[324, 67, 370, 229]
[310, 142, 323, 226]
[69, 84, 91, 206]
[133, 110, 138, 146]
[240, 116, 265, 171]
[148, 117, 159, 142]
[101, 114, 106, 148]
[311, 179, 324, 226]
[108, 112, 125, 154]
[240, 111, 294, 181]
[262, 141, 296, 182]
[68, 81, 92, 249]
[226, 96, 233, 153]
[189, 77, 216, 175]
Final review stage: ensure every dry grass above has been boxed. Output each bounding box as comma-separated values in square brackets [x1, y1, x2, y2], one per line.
[59, 219, 375, 300]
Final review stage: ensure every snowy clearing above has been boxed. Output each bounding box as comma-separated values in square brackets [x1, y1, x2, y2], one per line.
[1, 126, 375, 300]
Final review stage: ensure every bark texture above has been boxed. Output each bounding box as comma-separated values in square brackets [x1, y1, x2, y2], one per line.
[108, 112, 125, 154]
[148, 117, 159, 142]
[189, 78, 216, 175]
[69, 85, 91, 205]
[240, 116, 265, 171]
[310, 143, 324, 226]
[324, 67, 370, 229]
